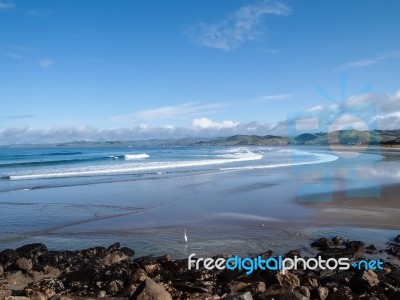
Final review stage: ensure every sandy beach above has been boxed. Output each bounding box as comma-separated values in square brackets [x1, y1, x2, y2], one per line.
[0, 146, 398, 261]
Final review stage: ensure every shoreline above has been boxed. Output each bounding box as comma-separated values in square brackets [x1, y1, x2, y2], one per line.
[1, 146, 399, 261]
[0, 235, 399, 300]
[297, 183, 400, 231]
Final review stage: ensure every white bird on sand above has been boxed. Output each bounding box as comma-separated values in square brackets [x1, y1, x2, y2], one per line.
[184, 229, 188, 243]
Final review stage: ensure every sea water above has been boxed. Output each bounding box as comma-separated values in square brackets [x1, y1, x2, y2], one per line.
[0, 146, 397, 257]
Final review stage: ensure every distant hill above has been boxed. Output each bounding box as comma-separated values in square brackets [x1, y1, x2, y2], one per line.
[192, 129, 400, 146]
[2, 129, 400, 148]
[193, 134, 288, 146]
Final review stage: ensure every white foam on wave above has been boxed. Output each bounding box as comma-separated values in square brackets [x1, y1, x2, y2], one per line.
[217, 212, 281, 222]
[124, 154, 149, 160]
[217, 147, 248, 154]
[8, 151, 262, 180]
[220, 151, 338, 172]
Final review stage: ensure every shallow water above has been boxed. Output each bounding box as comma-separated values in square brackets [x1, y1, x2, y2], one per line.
[0, 146, 399, 258]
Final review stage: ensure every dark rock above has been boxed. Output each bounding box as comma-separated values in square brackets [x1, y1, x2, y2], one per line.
[98, 260, 133, 283]
[101, 249, 130, 267]
[389, 291, 400, 300]
[303, 274, 319, 288]
[286, 249, 301, 259]
[221, 291, 253, 300]
[129, 277, 172, 300]
[324, 281, 339, 289]
[394, 235, 400, 243]
[320, 270, 353, 284]
[107, 242, 121, 251]
[311, 238, 334, 249]
[25, 278, 65, 298]
[173, 281, 212, 294]
[350, 269, 380, 293]
[120, 247, 135, 257]
[387, 244, 400, 257]
[386, 267, 400, 285]
[15, 243, 48, 259]
[106, 279, 124, 296]
[266, 287, 308, 300]
[1, 236, 399, 299]
[0, 249, 20, 267]
[346, 241, 365, 255]
[366, 244, 378, 254]
[327, 285, 357, 300]
[318, 249, 356, 260]
[81, 246, 107, 259]
[332, 236, 345, 245]
[64, 266, 99, 283]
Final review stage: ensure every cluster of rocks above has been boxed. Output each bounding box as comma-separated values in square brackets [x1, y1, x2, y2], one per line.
[0, 235, 399, 300]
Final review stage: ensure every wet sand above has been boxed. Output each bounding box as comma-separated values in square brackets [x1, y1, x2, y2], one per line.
[1, 146, 399, 259]
[302, 183, 400, 229]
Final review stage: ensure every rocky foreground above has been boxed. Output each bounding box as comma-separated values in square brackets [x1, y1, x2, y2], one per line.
[1, 235, 400, 300]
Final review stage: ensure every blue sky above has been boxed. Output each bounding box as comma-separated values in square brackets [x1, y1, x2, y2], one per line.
[1, 0, 400, 143]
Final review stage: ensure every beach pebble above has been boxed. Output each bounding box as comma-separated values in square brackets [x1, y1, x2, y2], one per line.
[306, 275, 319, 288]
[221, 291, 253, 300]
[317, 287, 329, 300]
[15, 257, 33, 271]
[107, 279, 124, 296]
[0, 289, 12, 298]
[298, 286, 310, 297]
[276, 271, 301, 287]
[101, 250, 130, 267]
[350, 269, 380, 293]
[383, 267, 391, 274]
[29, 291, 47, 300]
[130, 277, 172, 300]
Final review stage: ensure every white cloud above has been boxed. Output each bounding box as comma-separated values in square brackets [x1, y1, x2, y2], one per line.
[336, 50, 400, 71]
[111, 102, 223, 123]
[38, 58, 54, 68]
[1, 90, 399, 145]
[307, 105, 323, 111]
[187, 0, 291, 50]
[0, 0, 14, 10]
[336, 59, 377, 71]
[247, 93, 293, 103]
[4, 52, 23, 59]
[287, 89, 400, 134]
[0, 123, 272, 145]
[192, 117, 239, 129]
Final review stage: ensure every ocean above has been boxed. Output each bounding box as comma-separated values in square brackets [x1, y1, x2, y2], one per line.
[0, 146, 337, 191]
[0, 146, 398, 258]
